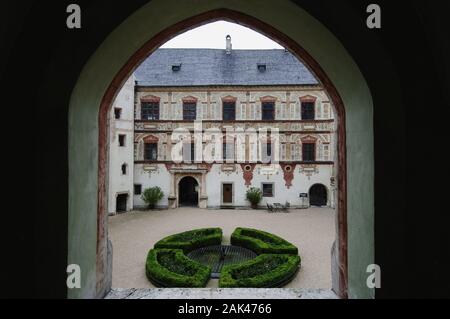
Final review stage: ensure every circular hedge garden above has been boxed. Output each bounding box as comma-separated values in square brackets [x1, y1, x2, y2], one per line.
[145, 227, 301, 288]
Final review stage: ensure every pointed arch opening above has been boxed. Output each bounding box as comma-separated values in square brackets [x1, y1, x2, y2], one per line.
[68, 1, 374, 299]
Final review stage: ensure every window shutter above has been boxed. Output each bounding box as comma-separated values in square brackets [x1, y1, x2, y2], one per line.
[217, 103, 221, 120]
[256, 103, 261, 120]
[318, 143, 323, 160]
[202, 104, 208, 120]
[295, 102, 301, 119]
[162, 144, 167, 160]
[291, 144, 300, 161]
[139, 141, 144, 161]
[210, 104, 215, 120]
[281, 144, 286, 161]
[163, 103, 168, 120]
[323, 144, 330, 161]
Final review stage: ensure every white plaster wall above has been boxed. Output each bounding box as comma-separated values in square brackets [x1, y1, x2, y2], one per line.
[107, 75, 135, 213]
[205, 164, 334, 208]
[131, 163, 333, 209]
[133, 164, 171, 208]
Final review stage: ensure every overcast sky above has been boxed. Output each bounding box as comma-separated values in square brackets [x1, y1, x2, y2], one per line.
[161, 21, 284, 50]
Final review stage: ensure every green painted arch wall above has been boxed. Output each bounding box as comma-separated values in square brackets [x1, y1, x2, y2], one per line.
[68, 0, 374, 299]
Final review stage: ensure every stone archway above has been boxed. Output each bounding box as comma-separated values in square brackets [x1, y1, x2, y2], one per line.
[309, 184, 328, 207]
[68, 0, 374, 299]
[178, 176, 199, 207]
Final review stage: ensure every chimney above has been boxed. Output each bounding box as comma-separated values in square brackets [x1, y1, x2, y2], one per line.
[225, 35, 232, 54]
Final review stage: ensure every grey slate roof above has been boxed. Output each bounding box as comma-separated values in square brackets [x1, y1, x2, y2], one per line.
[134, 48, 318, 87]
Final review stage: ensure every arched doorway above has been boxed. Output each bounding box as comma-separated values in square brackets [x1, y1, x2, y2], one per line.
[68, 0, 375, 299]
[178, 176, 199, 207]
[309, 184, 328, 207]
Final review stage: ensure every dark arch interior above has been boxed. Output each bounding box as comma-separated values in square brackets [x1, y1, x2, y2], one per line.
[179, 177, 199, 207]
[116, 194, 128, 212]
[309, 184, 327, 207]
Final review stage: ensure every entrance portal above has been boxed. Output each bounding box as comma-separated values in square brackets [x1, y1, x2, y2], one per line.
[179, 176, 199, 207]
[116, 194, 128, 213]
[309, 184, 327, 207]
[222, 183, 233, 204]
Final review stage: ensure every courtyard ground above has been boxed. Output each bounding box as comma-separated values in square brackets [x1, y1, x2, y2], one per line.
[108, 207, 335, 289]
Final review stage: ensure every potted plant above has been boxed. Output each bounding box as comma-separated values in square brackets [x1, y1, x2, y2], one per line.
[246, 187, 262, 209]
[141, 186, 164, 209]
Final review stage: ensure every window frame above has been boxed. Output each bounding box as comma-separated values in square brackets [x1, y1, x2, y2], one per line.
[261, 142, 273, 163]
[144, 142, 158, 161]
[262, 102, 275, 120]
[141, 101, 160, 120]
[182, 143, 195, 162]
[182, 102, 197, 121]
[301, 101, 315, 120]
[222, 140, 235, 162]
[302, 142, 316, 162]
[134, 184, 142, 195]
[223, 101, 236, 121]
[262, 183, 274, 197]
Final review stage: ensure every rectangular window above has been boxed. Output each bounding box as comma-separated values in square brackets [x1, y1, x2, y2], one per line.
[114, 108, 122, 119]
[262, 183, 274, 197]
[144, 143, 158, 161]
[302, 143, 316, 162]
[183, 102, 197, 120]
[223, 142, 235, 162]
[183, 143, 195, 162]
[262, 102, 275, 120]
[191, 143, 195, 162]
[118, 134, 126, 147]
[261, 142, 273, 163]
[141, 102, 159, 120]
[301, 102, 315, 120]
[223, 102, 236, 121]
[291, 144, 301, 161]
[134, 184, 142, 195]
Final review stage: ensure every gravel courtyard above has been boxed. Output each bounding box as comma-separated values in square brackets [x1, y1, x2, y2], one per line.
[109, 207, 335, 289]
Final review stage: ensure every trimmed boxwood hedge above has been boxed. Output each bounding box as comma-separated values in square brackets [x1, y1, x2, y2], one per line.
[154, 228, 223, 253]
[219, 254, 301, 288]
[230, 228, 298, 255]
[145, 248, 211, 287]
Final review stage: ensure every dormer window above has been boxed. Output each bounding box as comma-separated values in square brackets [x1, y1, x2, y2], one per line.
[172, 64, 181, 72]
[257, 64, 266, 72]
